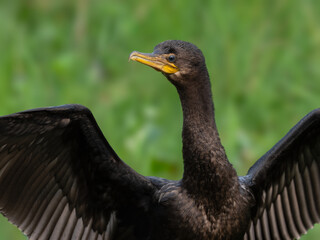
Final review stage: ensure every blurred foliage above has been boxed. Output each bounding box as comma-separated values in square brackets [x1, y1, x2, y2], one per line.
[0, 0, 319, 239]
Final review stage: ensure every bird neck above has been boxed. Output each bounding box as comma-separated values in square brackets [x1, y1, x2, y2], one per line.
[176, 75, 239, 205]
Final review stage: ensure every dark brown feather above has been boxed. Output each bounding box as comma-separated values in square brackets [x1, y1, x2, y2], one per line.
[0, 40, 319, 240]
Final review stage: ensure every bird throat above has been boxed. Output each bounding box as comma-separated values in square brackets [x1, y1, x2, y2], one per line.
[176, 78, 239, 205]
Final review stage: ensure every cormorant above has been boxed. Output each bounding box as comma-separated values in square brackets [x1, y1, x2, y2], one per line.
[0, 40, 319, 240]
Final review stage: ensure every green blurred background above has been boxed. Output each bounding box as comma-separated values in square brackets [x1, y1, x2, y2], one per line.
[0, 0, 319, 239]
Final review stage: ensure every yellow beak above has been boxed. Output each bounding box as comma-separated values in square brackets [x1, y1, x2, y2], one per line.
[129, 51, 179, 74]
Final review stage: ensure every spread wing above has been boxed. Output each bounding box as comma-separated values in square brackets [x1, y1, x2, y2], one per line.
[242, 109, 320, 240]
[0, 104, 155, 240]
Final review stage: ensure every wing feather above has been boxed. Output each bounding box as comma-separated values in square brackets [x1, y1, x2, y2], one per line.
[0, 104, 155, 239]
[243, 109, 320, 239]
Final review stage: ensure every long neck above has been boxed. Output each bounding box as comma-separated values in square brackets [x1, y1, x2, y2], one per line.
[176, 74, 239, 204]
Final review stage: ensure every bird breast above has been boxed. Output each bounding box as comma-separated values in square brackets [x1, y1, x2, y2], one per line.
[154, 182, 250, 240]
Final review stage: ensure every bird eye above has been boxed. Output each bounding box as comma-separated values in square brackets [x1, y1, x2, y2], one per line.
[168, 55, 175, 63]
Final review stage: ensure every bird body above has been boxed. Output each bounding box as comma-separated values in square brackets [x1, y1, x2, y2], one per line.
[137, 177, 250, 240]
[0, 40, 319, 239]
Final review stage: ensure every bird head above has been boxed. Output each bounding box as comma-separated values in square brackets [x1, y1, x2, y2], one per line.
[129, 40, 207, 87]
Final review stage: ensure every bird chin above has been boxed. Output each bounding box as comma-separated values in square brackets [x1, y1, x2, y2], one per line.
[165, 71, 184, 86]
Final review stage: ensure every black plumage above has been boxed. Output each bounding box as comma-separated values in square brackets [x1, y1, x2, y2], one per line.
[0, 40, 319, 240]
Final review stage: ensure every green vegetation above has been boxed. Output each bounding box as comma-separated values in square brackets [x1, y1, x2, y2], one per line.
[0, 0, 319, 239]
